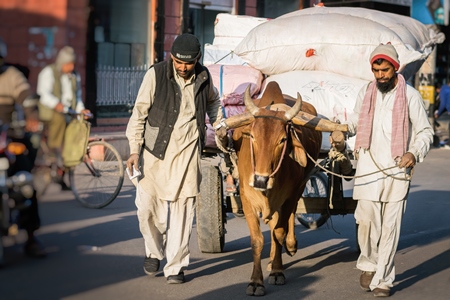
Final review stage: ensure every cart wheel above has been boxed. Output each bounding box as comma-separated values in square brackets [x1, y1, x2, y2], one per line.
[197, 165, 225, 253]
[297, 172, 330, 229]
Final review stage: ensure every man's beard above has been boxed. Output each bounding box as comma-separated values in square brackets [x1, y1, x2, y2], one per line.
[176, 69, 194, 79]
[376, 76, 396, 93]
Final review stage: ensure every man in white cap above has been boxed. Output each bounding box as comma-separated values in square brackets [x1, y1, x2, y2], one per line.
[37, 46, 91, 189]
[330, 43, 433, 297]
[126, 33, 222, 284]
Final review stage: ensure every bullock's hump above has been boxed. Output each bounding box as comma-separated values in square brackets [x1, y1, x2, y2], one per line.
[258, 81, 285, 107]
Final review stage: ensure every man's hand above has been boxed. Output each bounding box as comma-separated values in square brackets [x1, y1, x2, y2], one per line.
[54, 103, 65, 113]
[126, 153, 140, 175]
[215, 126, 228, 140]
[434, 110, 439, 119]
[81, 109, 92, 119]
[329, 130, 346, 152]
[25, 119, 41, 133]
[397, 152, 416, 169]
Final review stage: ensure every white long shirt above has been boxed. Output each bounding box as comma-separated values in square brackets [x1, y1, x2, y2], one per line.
[126, 66, 220, 201]
[37, 65, 85, 113]
[346, 82, 433, 202]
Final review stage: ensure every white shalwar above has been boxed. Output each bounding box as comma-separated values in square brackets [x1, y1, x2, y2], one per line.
[346, 82, 433, 291]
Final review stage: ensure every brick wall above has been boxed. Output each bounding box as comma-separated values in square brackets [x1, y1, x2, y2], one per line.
[0, 0, 88, 98]
[245, 0, 257, 16]
[163, 0, 182, 60]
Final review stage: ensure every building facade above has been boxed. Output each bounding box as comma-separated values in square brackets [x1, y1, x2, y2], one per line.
[0, 0, 446, 128]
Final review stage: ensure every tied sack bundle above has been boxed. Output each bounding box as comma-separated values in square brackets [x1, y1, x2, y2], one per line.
[234, 6, 445, 81]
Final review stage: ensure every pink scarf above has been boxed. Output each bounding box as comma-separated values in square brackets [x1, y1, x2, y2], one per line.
[354, 74, 409, 159]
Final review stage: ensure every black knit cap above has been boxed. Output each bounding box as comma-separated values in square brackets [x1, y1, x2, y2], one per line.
[171, 33, 201, 62]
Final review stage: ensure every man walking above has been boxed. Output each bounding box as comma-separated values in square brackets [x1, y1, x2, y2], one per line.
[126, 33, 222, 284]
[331, 43, 434, 297]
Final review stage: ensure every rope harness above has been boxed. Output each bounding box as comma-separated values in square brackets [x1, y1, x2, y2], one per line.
[289, 127, 413, 182]
[215, 120, 413, 183]
[305, 150, 413, 182]
[249, 119, 290, 179]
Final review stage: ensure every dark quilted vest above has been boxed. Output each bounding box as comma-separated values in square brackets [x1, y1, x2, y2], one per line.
[144, 57, 212, 160]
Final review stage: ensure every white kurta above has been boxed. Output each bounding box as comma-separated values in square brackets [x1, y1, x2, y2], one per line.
[126, 68, 197, 201]
[141, 68, 200, 200]
[347, 80, 434, 291]
[37, 66, 85, 113]
[346, 83, 434, 202]
[126, 66, 220, 200]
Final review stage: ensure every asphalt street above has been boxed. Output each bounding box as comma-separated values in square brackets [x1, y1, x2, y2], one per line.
[0, 147, 449, 300]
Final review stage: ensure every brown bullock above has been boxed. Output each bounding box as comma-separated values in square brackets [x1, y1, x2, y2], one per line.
[219, 81, 347, 296]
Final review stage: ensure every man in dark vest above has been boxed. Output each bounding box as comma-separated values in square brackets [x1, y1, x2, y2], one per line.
[37, 46, 91, 189]
[126, 33, 222, 284]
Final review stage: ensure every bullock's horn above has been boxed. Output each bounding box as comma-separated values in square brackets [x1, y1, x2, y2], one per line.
[215, 85, 257, 130]
[244, 85, 259, 115]
[223, 111, 255, 129]
[284, 92, 303, 120]
[292, 112, 348, 132]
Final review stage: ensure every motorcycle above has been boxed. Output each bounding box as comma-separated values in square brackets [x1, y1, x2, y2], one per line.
[0, 121, 35, 267]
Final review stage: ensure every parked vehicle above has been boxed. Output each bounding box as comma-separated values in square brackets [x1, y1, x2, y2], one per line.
[0, 122, 35, 266]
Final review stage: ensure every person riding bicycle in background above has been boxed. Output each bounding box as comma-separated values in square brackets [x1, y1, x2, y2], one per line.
[37, 46, 91, 189]
[0, 36, 47, 258]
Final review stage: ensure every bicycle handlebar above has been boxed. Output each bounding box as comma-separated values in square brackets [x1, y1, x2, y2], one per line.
[67, 108, 94, 119]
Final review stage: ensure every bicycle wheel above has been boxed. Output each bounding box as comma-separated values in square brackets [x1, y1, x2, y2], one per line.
[297, 172, 330, 229]
[69, 140, 124, 208]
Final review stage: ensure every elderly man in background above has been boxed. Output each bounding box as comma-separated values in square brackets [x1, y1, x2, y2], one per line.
[37, 46, 90, 189]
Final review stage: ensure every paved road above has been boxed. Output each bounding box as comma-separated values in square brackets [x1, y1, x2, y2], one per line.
[1, 147, 449, 300]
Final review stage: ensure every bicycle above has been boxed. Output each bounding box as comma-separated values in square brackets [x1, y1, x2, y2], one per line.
[34, 111, 124, 208]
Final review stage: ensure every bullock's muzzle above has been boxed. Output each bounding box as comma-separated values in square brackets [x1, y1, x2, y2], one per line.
[253, 175, 269, 190]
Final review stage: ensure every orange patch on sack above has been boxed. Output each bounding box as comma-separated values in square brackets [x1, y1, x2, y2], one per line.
[306, 49, 315, 57]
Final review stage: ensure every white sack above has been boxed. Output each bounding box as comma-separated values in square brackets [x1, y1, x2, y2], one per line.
[213, 13, 270, 47]
[203, 44, 247, 66]
[261, 70, 370, 151]
[235, 6, 445, 81]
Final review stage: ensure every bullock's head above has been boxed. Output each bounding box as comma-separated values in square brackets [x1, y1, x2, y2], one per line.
[240, 84, 303, 191]
[220, 82, 348, 192]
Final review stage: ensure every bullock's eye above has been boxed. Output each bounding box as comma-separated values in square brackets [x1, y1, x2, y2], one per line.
[280, 137, 287, 144]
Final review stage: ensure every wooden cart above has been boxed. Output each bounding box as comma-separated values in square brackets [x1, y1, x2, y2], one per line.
[196, 148, 357, 253]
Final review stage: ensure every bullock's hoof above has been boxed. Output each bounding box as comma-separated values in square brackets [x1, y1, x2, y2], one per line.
[246, 283, 265, 296]
[268, 272, 285, 285]
[284, 240, 298, 257]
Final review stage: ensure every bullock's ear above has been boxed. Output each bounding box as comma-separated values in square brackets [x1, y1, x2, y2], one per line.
[232, 127, 243, 141]
[232, 125, 250, 142]
[240, 124, 252, 137]
[290, 131, 307, 167]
